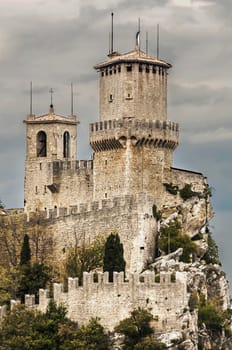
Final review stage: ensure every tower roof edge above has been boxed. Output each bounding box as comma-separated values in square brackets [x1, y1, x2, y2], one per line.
[94, 48, 171, 70]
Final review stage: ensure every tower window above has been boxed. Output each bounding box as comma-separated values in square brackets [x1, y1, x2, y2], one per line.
[152, 66, 156, 74]
[110, 70, 112, 75]
[114, 67, 117, 74]
[35, 186, 38, 194]
[106, 69, 108, 76]
[37, 131, 47, 157]
[118, 65, 121, 73]
[63, 131, 70, 158]
[39, 163, 42, 170]
[101, 71, 104, 77]
[139, 64, 143, 72]
[146, 65, 150, 73]
[126, 65, 132, 72]
[109, 94, 113, 102]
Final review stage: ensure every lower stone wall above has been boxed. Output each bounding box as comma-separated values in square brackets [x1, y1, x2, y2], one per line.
[32, 271, 189, 332]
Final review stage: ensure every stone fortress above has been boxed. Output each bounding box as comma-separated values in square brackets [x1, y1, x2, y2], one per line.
[20, 32, 217, 341]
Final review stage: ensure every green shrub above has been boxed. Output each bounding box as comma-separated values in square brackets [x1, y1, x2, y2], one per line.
[163, 183, 179, 195]
[152, 204, 162, 221]
[179, 184, 196, 201]
[198, 304, 224, 332]
[115, 308, 154, 350]
[202, 233, 220, 265]
[158, 220, 197, 263]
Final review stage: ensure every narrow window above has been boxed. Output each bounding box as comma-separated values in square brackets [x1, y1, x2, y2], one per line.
[109, 94, 113, 102]
[63, 131, 70, 158]
[44, 185, 47, 193]
[126, 65, 132, 72]
[114, 67, 117, 74]
[39, 163, 42, 170]
[35, 186, 38, 194]
[139, 64, 143, 72]
[106, 69, 108, 76]
[118, 65, 121, 73]
[105, 159, 108, 166]
[152, 66, 156, 74]
[105, 193, 107, 198]
[37, 131, 47, 157]
[146, 65, 150, 73]
[110, 70, 112, 75]
[101, 71, 104, 77]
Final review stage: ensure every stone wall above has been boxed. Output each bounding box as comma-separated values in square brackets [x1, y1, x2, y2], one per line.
[25, 160, 93, 212]
[27, 271, 189, 332]
[98, 63, 168, 121]
[25, 193, 157, 273]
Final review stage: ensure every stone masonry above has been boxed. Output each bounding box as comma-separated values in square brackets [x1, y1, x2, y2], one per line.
[19, 42, 212, 337]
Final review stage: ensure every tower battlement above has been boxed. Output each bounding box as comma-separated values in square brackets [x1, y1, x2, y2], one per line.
[52, 159, 93, 175]
[90, 118, 179, 151]
[26, 193, 152, 222]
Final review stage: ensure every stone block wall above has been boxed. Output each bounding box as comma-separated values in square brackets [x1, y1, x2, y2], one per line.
[29, 271, 189, 332]
[24, 160, 93, 212]
[25, 193, 157, 273]
[98, 63, 168, 121]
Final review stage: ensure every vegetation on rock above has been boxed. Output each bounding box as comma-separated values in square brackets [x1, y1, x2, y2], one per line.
[158, 220, 197, 262]
[152, 204, 162, 221]
[163, 183, 179, 195]
[115, 308, 167, 350]
[179, 184, 197, 201]
[202, 231, 220, 265]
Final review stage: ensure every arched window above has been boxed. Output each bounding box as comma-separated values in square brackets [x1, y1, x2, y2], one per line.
[63, 131, 70, 158]
[37, 131, 47, 157]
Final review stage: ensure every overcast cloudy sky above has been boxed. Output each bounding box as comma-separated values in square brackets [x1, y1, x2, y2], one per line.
[0, 0, 231, 287]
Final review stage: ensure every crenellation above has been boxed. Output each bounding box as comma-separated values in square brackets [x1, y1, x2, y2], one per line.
[34, 271, 188, 332]
[68, 277, 79, 290]
[25, 294, 35, 308]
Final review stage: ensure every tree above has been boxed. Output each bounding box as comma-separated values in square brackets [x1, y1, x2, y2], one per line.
[103, 232, 126, 282]
[17, 262, 51, 303]
[20, 234, 31, 266]
[198, 303, 224, 332]
[61, 318, 109, 350]
[0, 199, 4, 209]
[158, 220, 197, 263]
[65, 235, 105, 284]
[0, 303, 109, 350]
[0, 302, 74, 350]
[115, 308, 155, 350]
[202, 232, 220, 265]
[134, 338, 167, 350]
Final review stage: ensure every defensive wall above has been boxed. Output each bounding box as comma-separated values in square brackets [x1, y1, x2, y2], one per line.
[25, 270, 189, 332]
[1, 194, 156, 273]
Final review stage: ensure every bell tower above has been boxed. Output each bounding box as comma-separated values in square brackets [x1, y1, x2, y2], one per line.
[24, 104, 79, 212]
[91, 46, 179, 202]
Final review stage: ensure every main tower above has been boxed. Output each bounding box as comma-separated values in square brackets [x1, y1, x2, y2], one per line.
[91, 45, 179, 203]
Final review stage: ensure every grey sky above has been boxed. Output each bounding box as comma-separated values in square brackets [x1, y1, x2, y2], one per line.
[0, 0, 231, 287]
